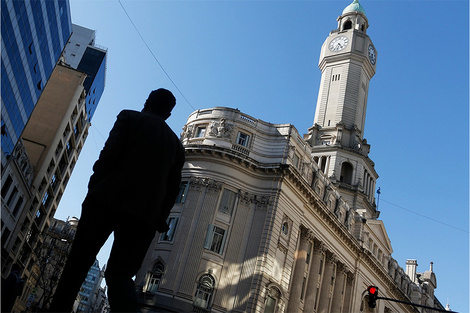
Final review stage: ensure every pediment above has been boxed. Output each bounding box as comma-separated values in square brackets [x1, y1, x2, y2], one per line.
[367, 219, 393, 254]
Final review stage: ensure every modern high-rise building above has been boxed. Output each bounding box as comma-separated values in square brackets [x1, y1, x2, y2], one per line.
[1, 1, 107, 310]
[1, 0, 72, 285]
[1, 0, 72, 158]
[74, 259, 108, 313]
[5, 62, 88, 312]
[63, 24, 107, 122]
[136, 1, 446, 312]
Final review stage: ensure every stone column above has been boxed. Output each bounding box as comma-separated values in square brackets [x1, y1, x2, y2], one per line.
[330, 263, 347, 313]
[317, 251, 336, 313]
[303, 240, 325, 313]
[341, 272, 354, 313]
[286, 226, 310, 313]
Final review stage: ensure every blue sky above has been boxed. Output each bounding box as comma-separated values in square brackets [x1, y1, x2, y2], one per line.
[56, 0, 469, 311]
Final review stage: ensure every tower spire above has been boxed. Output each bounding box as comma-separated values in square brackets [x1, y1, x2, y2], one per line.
[307, 0, 379, 218]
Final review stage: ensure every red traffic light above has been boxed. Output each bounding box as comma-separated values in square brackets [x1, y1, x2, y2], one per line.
[367, 286, 379, 308]
[368, 286, 377, 295]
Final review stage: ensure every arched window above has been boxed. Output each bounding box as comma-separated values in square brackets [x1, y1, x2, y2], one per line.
[343, 20, 352, 30]
[264, 286, 282, 313]
[340, 162, 353, 185]
[146, 262, 164, 294]
[281, 222, 289, 236]
[194, 274, 215, 310]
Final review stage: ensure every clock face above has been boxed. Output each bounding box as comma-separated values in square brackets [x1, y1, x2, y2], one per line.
[329, 36, 349, 52]
[368, 44, 376, 65]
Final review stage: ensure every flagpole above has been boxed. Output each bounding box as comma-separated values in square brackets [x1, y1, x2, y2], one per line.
[376, 187, 381, 210]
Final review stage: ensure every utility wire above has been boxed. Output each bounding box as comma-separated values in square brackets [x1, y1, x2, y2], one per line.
[117, 0, 196, 111]
[380, 198, 468, 234]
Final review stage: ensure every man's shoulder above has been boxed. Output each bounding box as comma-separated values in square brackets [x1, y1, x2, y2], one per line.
[118, 109, 141, 117]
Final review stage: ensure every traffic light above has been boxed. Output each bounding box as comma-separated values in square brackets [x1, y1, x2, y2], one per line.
[367, 286, 379, 308]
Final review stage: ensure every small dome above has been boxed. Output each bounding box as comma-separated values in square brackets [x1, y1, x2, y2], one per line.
[342, 0, 366, 16]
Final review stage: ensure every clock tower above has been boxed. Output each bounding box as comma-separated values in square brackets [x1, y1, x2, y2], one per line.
[305, 0, 379, 219]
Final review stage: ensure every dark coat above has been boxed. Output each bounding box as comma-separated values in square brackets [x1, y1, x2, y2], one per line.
[85, 109, 185, 232]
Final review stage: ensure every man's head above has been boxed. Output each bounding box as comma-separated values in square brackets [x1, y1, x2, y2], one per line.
[143, 88, 176, 119]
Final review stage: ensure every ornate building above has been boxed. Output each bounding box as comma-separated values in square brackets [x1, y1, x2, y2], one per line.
[136, 1, 446, 312]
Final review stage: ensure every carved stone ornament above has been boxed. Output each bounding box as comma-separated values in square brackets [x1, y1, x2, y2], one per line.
[189, 177, 221, 192]
[313, 240, 326, 254]
[208, 118, 233, 139]
[325, 251, 338, 265]
[181, 124, 194, 139]
[300, 225, 313, 241]
[254, 195, 270, 210]
[207, 180, 222, 193]
[238, 190, 252, 205]
[346, 272, 355, 285]
[336, 262, 348, 275]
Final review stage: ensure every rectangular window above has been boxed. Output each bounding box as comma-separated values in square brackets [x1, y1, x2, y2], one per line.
[236, 132, 250, 147]
[41, 191, 49, 206]
[196, 126, 206, 138]
[1, 175, 13, 199]
[218, 189, 237, 216]
[50, 173, 58, 191]
[35, 210, 41, 219]
[204, 224, 226, 255]
[160, 217, 179, 241]
[293, 153, 300, 168]
[175, 181, 189, 204]
[6, 186, 18, 207]
[12, 197, 23, 217]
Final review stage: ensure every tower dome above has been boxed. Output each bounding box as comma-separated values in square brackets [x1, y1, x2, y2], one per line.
[342, 0, 366, 16]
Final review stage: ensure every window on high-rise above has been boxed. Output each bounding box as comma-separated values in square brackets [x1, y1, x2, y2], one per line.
[6, 187, 18, 207]
[1, 175, 13, 199]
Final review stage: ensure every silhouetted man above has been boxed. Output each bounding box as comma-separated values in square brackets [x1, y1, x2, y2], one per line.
[49, 89, 185, 312]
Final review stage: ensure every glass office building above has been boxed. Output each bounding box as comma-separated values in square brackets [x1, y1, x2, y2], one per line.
[1, 0, 72, 158]
[63, 24, 107, 122]
[76, 43, 107, 122]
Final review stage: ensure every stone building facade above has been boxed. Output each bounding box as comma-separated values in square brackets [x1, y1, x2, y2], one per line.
[136, 1, 446, 312]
